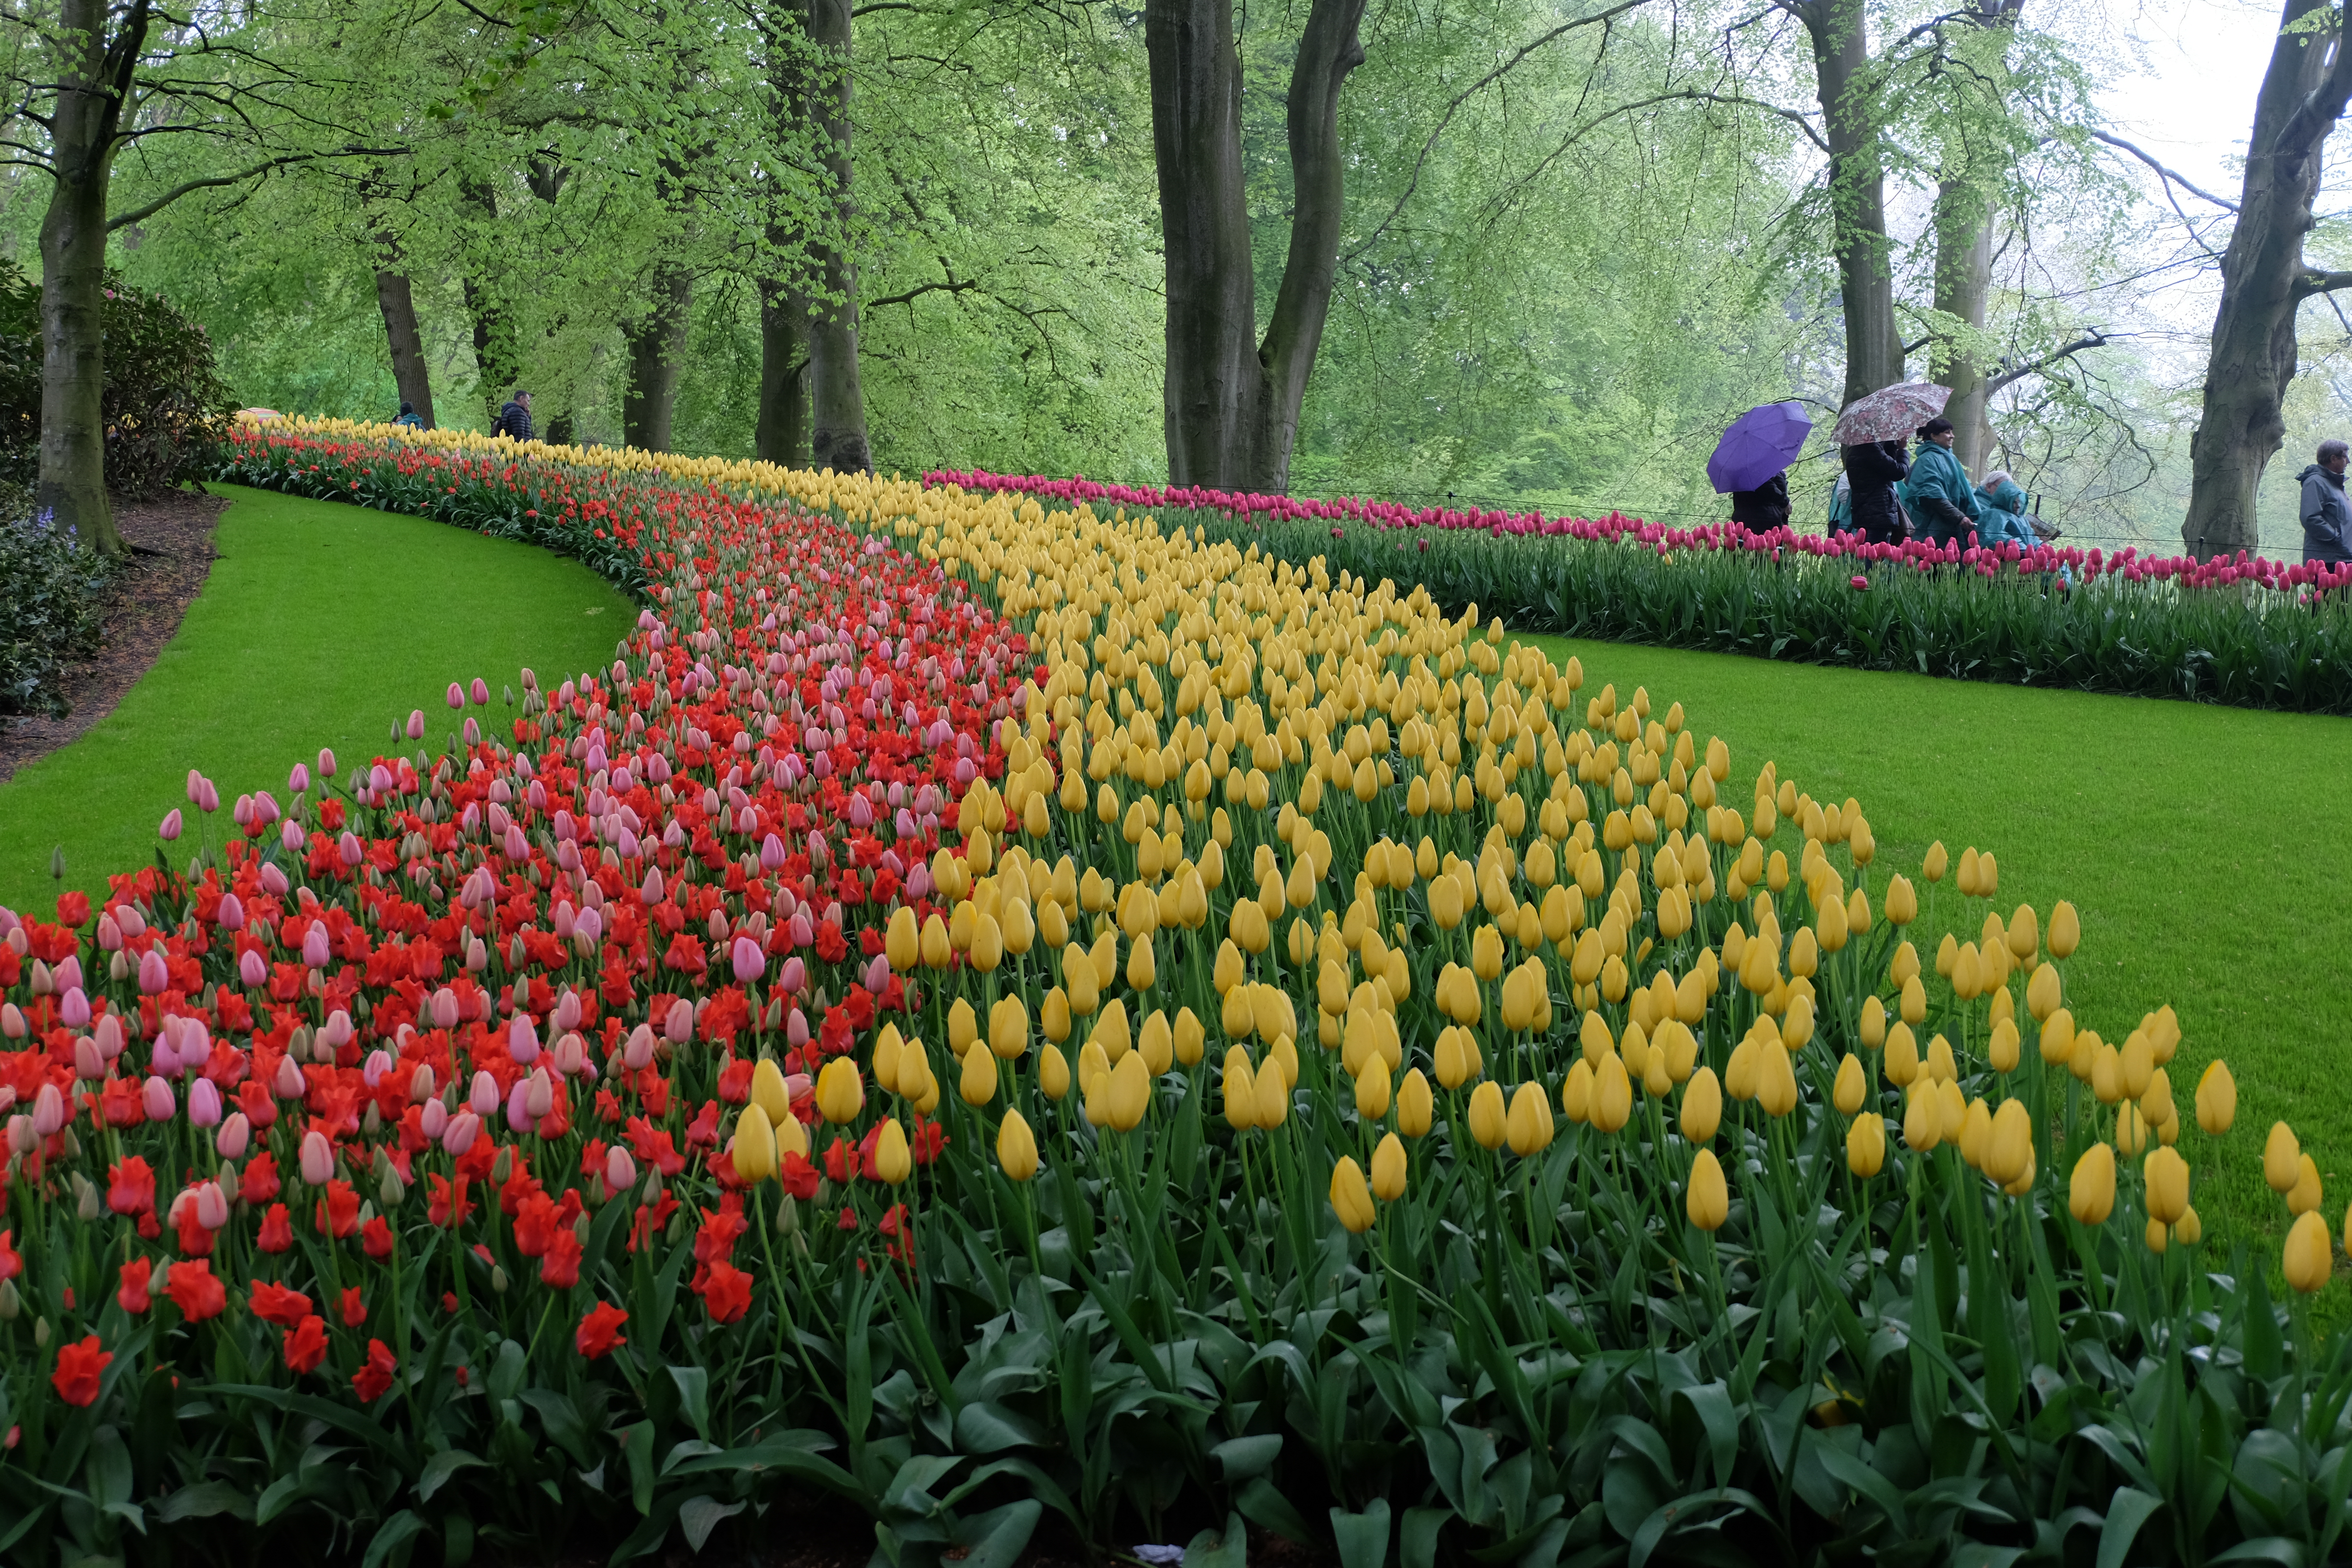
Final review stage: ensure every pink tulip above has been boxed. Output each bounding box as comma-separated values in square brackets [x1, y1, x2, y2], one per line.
[134, 946, 167, 997]
[362, 1049, 393, 1087]
[59, 987, 89, 1029]
[274, 1055, 306, 1099]
[142, 1076, 176, 1123]
[469, 1070, 500, 1117]
[186, 769, 203, 804]
[299, 1129, 334, 1185]
[339, 832, 364, 867]
[281, 819, 305, 854]
[525, 1067, 554, 1119]
[159, 808, 183, 842]
[409, 1063, 437, 1102]
[31, 1083, 64, 1137]
[239, 949, 267, 988]
[189, 1077, 223, 1127]
[505, 1078, 534, 1132]
[446, 682, 465, 709]
[73, 1035, 104, 1081]
[420, 1098, 448, 1140]
[215, 893, 244, 931]
[196, 1181, 230, 1230]
[732, 935, 766, 984]
[216, 1112, 250, 1160]
[93, 1013, 122, 1059]
[779, 956, 807, 995]
[605, 1145, 638, 1194]
[442, 1110, 480, 1157]
[318, 747, 337, 779]
[406, 709, 426, 739]
[471, 677, 490, 705]
[664, 998, 695, 1044]
[623, 1024, 656, 1070]
[431, 988, 458, 1029]
[303, 922, 331, 968]
[323, 1010, 354, 1050]
[289, 762, 310, 794]
[198, 778, 220, 813]
[509, 1015, 540, 1064]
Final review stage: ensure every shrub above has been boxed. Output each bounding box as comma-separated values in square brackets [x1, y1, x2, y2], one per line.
[6, 419, 2344, 1568]
[0, 260, 234, 499]
[0, 497, 112, 716]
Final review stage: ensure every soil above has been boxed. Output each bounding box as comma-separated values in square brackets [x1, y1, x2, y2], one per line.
[0, 485, 226, 786]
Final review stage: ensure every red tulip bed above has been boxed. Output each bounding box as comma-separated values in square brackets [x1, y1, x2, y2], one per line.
[932, 469, 2352, 712]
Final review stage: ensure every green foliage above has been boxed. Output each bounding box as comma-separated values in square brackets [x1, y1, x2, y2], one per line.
[0, 499, 111, 718]
[0, 260, 233, 497]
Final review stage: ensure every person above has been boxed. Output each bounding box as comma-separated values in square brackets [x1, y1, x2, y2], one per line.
[392, 400, 424, 430]
[2298, 440, 2352, 564]
[1972, 469, 2037, 551]
[1827, 472, 1852, 533]
[1842, 438, 1909, 543]
[1728, 471, 1790, 532]
[1901, 416, 1983, 546]
[494, 389, 534, 442]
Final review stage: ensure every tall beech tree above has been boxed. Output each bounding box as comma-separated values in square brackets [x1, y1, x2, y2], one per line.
[1146, 0, 1367, 492]
[804, 0, 870, 474]
[2183, 0, 2352, 559]
[1925, 0, 2024, 474]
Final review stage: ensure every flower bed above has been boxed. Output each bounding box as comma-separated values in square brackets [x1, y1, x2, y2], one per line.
[932, 468, 2352, 714]
[0, 421, 2343, 1567]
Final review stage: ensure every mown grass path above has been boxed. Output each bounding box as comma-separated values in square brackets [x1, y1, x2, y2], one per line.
[0, 483, 633, 910]
[1528, 632, 2351, 1288]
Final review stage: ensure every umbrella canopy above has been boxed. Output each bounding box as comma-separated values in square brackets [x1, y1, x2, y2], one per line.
[1707, 402, 1813, 494]
[1832, 382, 1951, 445]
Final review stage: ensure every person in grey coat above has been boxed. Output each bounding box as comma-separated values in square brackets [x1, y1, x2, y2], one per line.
[2299, 440, 2352, 564]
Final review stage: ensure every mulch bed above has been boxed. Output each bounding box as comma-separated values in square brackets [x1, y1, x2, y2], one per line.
[0, 486, 226, 786]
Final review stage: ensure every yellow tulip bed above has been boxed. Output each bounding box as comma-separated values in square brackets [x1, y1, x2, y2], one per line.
[186, 423, 2352, 1563]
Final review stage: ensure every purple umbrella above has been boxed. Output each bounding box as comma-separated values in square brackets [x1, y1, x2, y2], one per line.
[1707, 402, 1813, 494]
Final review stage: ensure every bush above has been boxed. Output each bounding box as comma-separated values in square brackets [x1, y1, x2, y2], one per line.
[0, 259, 234, 499]
[0, 496, 112, 716]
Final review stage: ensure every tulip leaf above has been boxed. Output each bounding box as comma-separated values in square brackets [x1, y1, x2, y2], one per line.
[2095, 1486, 2164, 1568]
[1183, 1510, 1250, 1568]
[1331, 1499, 1392, 1568]
[1671, 1383, 1740, 1492]
[360, 1509, 430, 1568]
[416, 1448, 486, 1504]
[954, 1399, 1046, 1455]
[621, 1421, 657, 1517]
[1236, 1476, 1316, 1545]
[2207, 1539, 2305, 1568]
[665, 1365, 712, 1445]
[952, 1499, 1042, 1568]
[1212, 1434, 1284, 1482]
[154, 1481, 256, 1523]
[678, 1494, 745, 1554]
[2240, 1260, 2284, 1383]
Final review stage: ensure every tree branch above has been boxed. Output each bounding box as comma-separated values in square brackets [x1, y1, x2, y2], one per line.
[1984, 327, 2116, 395]
[2293, 267, 2352, 298]
[2089, 129, 2239, 213]
[107, 148, 398, 230]
[866, 277, 978, 311]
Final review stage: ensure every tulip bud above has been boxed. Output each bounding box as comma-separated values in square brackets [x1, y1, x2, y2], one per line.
[2069, 1142, 2116, 1225]
[1397, 1068, 1433, 1137]
[1369, 1133, 1408, 1201]
[2283, 1210, 2332, 1294]
[1686, 1148, 1729, 1231]
[2047, 900, 2080, 958]
[1329, 1156, 1376, 1233]
[2265, 1123, 2302, 1195]
[874, 1119, 912, 1185]
[996, 1110, 1039, 1181]
[1832, 1054, 1866, 1116]
[1847, 1112, 1886, 1177]
[2289, 1154, 2323, 1217]
[1590, 1054, 1632, 1134]
[605, 1145, 637, 1194]
[816, 1058, 865, 1124]
[2195, 1061, 2236, 1136]
[959, 1042, 1000, 1108]
[1466, 1080, 1507, 1150]
[1987, 1099, 2033, 1186]
[733, 1105, 778, 1183]
[300, 1129, 335, 1185]
[2144, 1145, 2191, 1225]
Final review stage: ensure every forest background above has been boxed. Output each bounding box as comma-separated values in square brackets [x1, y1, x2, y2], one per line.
[0, 0, 2332, 559]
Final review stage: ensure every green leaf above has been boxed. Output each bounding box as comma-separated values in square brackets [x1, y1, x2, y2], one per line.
[2097, 1487, 2164, 1568]
[1332, 1500, 1391, 1568]
[953, 1400, 1045, 1455]
[361, 1510, 430, 1568]
[1399, 1506, 1451, 1568]
[2207, 1541, 2304, 1568]
[1212, 1434, 1284, 1482]
[417, 1449, 485, 1504]
[667, 1364, 712, 1445]
[953, 1498, 1041, 1568]
[155, 1480, 256, 1523]
[679, 1495, 745, 1554]
[1184, 1511, 1249, 1568]
[1237, 1475, 1317, 1544]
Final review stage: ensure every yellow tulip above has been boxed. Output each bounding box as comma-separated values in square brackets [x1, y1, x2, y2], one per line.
[1223, 1050, 1256, 1129]
[1139, 1009, 1175, 1074]
[1370, 1133, 1408, 1201]
[1397, 1068, 1433, 1137]
[1254, 1059, 1290, 1127]
[1106, 1052, 1151, 1131]
[1507, 1081, 1556, 1155]
[2283, 1210, 2333, 1294]
[2039, 1007, 2074, 1066]
[986, 997, 1029, 1062]
[2144, 1146, 2190, 1225]
[1859, 995, 1886, 1049]
[1686, 1148, 1729, 1232]
[875, 1119, 912, 1185]
[2195, 1061, 2236, 1135]
[1174, 1007, 1206, 1066]
[1330, 1157, 1377, 1233]
[1591, 1054, 1633, 1133]
[948, 999, 979, 1058]
[1040, 1042, 1072, 1101]
[816, 1058, 865, 1124]
[1560, 1057, 1595, 1124]
[1987, 1017, 2021, 1074]
[750, 1059, 793, 1126]
[2047, 900, 2079, 958]
[1847, 1111, 1886, 1177]
[1885, 874, 1918, 926]
[1433, 1026, 1473, 1089]
[886, 906, 919, 971]
[733, 1104, 777, 1182]
[1430, 875, 1465, 930]
[1467, 1080, 1508, 1150]
[2266, 1122, 2302, 1194]
[969, 913, 1005, 973]
[1987, 1099, 2033, 1186]
[1356, 1054, 1393, 1121]
[2069, 1142, 2116, 1225]
[1902, 1083, 1941, 1152]
[1825, 1052, 1864, 1117]
[2026, 962, 2061, 1022]
[1757, 1041, 1799, 1118]
[997, 1110, 1039, 1181]
[959, 1042, 1000, 1107]
[2289, 1154, 2323, 1217]
[1675, 1066, 1719, 1143]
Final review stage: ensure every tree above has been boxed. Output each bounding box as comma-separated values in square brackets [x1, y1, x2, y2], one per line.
[1924, 0, 2024, 474]
[2182, 0, 2352, 559]
[804, 0, 870, 473]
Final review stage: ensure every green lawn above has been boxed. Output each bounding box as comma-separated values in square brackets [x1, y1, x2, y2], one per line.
[0, 483, 633, 913]
[1524, 632, 2351, 1288]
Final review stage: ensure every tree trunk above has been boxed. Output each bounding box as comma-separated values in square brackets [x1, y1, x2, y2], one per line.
[757, 279, 811, 467]
[805, 0, 871, 474]
[622, 267, 692, 452]
[459, 176, 520, 425]
[1801, 0, 1902, 411]
[1147, 0, 1367, 492]
[2183, 0, 2352, 559]
[1931, 180, 1995, 474]
[374, 269, 436, 428]
[37, 0, 147, 557]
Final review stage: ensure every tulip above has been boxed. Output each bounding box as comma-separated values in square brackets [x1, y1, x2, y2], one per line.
[2048, 900, 2080, 958]
[1466, 1080, 1507, 1150]
[2069, 1142, 2116, 1225]
[1506, 1081, 1555, 1155]
[1686, 1149, 1728, 1231]
[1901, 1084, 1941, 1152]
[733, 1106, 777, 1182]
[216, 1113, 250, 1160]
[2289, 1154, 2323, 1217]
[874, 1120, 912, 1185]
[1590, 1054, 1632, 1134]
[959, 1042, 999, 1107]
[1884, 874, 1917, 926]
[997, 1111, 1039, 1182]
[1832, 1054, 1866, 1116]
[1369, 1133, 1408, 1201]
[1252, 1061, 1289, 1128]
[2283, 1210, 2332, 1294]
[816, 1059, 865, 1124]
[1846, 1113, 1886, 1177]
[1396, 1068, 1433, 1137]
[1355, 1055, 1391, 1121]
[1987, 1099, 2033, 1186]
[188, 1078, 223, 1128]
[751, 1060, 792, 1125]
[989, 996, 1029, 1060]
[444, 1112, 480, 1157]
[1041, 1043, 1072, 1102]
[2195, 1061, 2235, 1135]
[1329, 1157, 1376, 1234]
[2265, 1123, 2302, 1194]
[2143, 1146, 2190, 1225]
[1757, 1041, 1798, 1118]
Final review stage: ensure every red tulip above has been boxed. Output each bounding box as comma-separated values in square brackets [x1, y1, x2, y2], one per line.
[51, 1336, 110, 1407]
[352, 1339, 397, 1402]
[164, 1260, 225, 1321]
[576, 1302, 628, 1360]
[251, 1279, 313, 1327]
[282, 1314, 329, 1374]
[116, 1258, 152, 1314]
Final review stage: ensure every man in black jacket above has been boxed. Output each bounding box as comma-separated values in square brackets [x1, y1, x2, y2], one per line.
[1842, 439, 1910, 544]
[494, 390, 535, 442]
[2298, 440, 2352, 564]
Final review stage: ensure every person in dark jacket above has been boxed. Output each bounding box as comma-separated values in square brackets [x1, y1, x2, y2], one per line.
[1728, 471, 1790, 532]
[2298, 440, 2352, 564]
[494, 390, 535, 442]
[1900, 416, 1983, 546]
[392, 400, 424, 430]
[1842, 438, 1909, 543]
